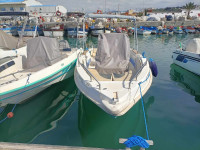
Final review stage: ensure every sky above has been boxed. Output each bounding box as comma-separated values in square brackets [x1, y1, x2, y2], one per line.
[38, 0, 200, 12]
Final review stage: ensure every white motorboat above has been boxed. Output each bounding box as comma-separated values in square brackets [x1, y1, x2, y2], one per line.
[91, 22, 105, 37]
[43, 24, 64, 37]
[172, 38, 200, 76]
[137, 29, 151, 35]
[0, 36, 81, 106]
[74, 33, 156, 116]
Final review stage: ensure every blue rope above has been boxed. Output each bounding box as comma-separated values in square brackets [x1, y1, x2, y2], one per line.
[0, 117, 7, 124]
[0, 71, 31, 124]
[124, 135, 149, 148]
[0, 104, 17, 124]
[138, 72, 151, 140]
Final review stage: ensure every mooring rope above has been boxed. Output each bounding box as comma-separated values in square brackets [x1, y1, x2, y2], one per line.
[0, 73, 31, 124]
[124, 72, 151, 149]
[0, 104, 16, 124]
[138, 72, 151, 140]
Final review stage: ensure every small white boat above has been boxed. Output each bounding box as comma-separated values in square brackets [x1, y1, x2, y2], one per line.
[137, 29, 151, 35]
[43, 30, 64, 37]
[74, 33, 155, 116]
[18, 26, 39, 37]
[91, 22, 104, 36]
[0, 36, 81, 106]
[173, 27, 184, 34]
[172, 38, 200, 76]
[43, 25, 64, 37]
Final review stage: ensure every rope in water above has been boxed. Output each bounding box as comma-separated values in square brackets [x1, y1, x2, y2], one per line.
[124, 72, 151, 149]
[0, 104, 16, 124]
[138, 72, 151, 140]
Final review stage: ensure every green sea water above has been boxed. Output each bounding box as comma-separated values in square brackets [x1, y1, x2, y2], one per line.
[0, 34, 200, 150]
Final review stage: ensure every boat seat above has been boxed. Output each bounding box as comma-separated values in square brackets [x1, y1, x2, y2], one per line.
[113, 70, 133, 81]
[88, 68, 111, 81]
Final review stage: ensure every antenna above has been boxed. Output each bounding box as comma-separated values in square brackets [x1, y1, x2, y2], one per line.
[105, 0, 106, 13]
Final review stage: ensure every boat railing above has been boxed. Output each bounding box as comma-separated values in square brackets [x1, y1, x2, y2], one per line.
[129, 59, 148, 88]
[77, 52, 101, 90]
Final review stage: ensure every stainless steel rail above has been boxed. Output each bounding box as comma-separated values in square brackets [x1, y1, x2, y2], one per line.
[77, 52, 101, 90]
[129, 59, 148, 88]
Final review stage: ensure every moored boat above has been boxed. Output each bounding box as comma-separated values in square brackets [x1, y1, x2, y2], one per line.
[74, 33, 156, 116]
[43, 24, 64, 37]
[0, 37, 81, 105]
[172, 38, 200, 76]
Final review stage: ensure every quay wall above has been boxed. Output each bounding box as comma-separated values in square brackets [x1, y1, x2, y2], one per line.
[63, 20, 200, 28]
[105, 20, 200, 27]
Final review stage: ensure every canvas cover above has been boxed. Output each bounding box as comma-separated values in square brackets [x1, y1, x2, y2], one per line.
[0, 30, 24, 49]
[25, 37, 62, 69]
[95, 33, 130, 74]
[185, 38, 200, 54]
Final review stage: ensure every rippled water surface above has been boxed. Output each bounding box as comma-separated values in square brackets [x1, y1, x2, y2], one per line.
[0, 34, 200, 150]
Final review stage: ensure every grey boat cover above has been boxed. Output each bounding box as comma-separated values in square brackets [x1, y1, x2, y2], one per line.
[0, 30, 24, 50]
[185, 38, 200, 54]
[95, 33, 130, 74]
[25, 37, 62, 69]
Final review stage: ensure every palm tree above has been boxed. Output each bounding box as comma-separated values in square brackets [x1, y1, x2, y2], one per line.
[184, 2, 196, 19]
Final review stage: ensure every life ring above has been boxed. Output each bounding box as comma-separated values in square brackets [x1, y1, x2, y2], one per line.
[149, 58, 158, 77]
[56, 10, 62, 16]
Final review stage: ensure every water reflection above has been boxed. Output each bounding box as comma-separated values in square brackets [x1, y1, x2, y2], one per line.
[170, 64, 200, 103]
[0, 77, 77, 143]
[78, 94, 154, 149]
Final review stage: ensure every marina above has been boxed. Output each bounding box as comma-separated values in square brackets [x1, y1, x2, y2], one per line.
[0, 0, 200, 150]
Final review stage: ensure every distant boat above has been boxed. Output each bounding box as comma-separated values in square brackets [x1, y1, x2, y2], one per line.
[43, 24, 64, 37]
[187, 26, 196, 34]
[0, 37, 81, 105]
[172, 38, 200, 76]
[162, 29, 169, 34]
[137, 29, 151, 35]
[90, 22, 104, 36]
[0, 25, 18, 36]
[67, 27, 88, 38]
[137, 26, 151, 35]
[18, 26, 42, 37]
[173, 27, 184, 34]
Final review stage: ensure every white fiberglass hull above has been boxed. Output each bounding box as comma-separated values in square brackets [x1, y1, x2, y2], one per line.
[0, 50, 80, 105]
[172, 50, 200, 76]
[18, 31, 38, 37]
[91, 29, 104, 36]
[137, 30, 151, 35]
[43, 31, 64, 37]
[74, 52, 153, 116]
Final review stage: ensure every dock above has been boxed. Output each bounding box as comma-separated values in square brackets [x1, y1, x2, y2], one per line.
[0, 142, 115, 150]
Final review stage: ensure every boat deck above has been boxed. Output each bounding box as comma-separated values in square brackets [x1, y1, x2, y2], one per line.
[83, 49, 141, 82]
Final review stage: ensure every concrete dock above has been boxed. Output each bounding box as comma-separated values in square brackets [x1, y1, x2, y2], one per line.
[0, 142, 115, 150]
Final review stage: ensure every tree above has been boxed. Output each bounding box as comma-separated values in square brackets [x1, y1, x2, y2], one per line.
[184, 2, 196, 19]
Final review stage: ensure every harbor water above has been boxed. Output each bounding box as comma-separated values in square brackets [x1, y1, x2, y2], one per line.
[0, 34, 200, 150]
